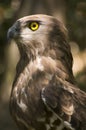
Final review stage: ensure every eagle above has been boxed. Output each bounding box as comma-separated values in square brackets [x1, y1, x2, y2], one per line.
[7, 14, 86, 130]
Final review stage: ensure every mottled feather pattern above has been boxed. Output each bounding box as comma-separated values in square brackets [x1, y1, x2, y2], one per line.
[8, 14, 86, 130]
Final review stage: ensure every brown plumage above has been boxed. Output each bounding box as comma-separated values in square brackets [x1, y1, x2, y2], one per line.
[7, 14, 86, 130]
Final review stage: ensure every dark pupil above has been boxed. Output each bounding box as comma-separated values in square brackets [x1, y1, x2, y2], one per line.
[33, 24, 36, 27]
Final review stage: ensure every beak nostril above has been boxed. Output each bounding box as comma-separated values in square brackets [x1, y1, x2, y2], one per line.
[15, 27, 19, 32]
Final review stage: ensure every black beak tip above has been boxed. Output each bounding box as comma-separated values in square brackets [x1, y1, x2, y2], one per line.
[7, 21, 20, 42]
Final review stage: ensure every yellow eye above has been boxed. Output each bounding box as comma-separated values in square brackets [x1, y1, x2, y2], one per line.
[29, 22, 39, 31]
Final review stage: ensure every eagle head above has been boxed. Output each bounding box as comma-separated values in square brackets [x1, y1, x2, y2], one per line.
[7, 14, 73, 75]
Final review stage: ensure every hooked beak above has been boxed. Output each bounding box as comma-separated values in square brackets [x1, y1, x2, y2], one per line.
[7, 21, 20, 41]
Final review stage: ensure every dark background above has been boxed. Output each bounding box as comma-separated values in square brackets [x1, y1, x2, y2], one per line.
[0, 0, 86, 130]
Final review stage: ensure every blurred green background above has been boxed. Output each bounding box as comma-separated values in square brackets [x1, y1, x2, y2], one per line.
[0, 0, 86, 130]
